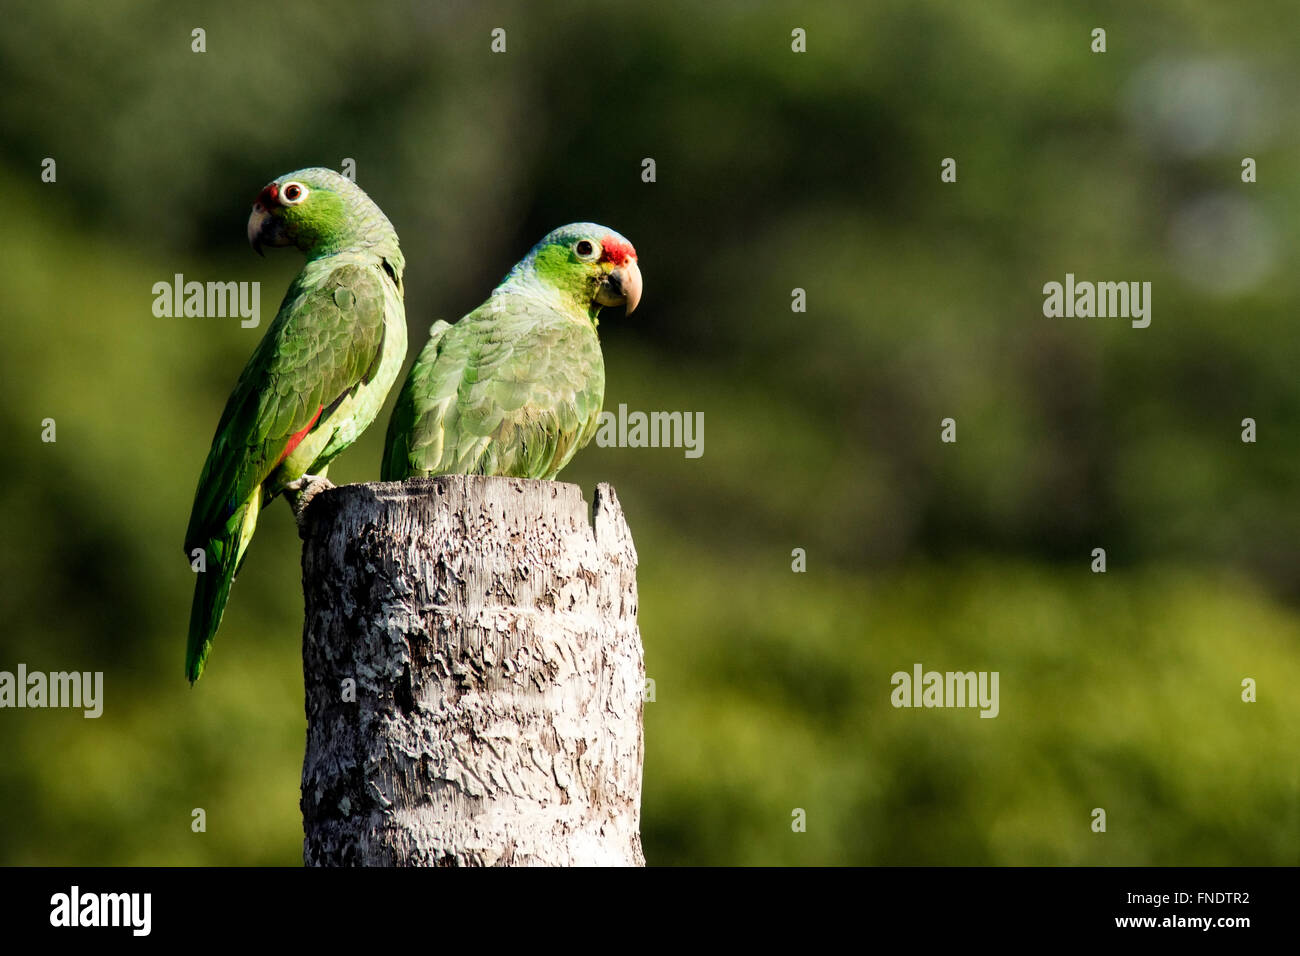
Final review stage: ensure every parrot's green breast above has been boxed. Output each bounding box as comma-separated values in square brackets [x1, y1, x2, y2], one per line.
[276, 256, 407, 481]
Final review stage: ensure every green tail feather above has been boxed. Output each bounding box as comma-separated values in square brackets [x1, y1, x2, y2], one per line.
[186, 493, 260, 684]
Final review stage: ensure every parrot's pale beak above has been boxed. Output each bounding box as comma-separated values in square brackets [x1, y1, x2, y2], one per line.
[597, 259, 643, 315]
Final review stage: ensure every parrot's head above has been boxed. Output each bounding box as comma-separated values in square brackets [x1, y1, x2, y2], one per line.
[247, 167, 399, 262]
[521, 223, 642, 320]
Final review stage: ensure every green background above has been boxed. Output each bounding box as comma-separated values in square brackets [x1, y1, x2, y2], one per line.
[0, 0, 1296, 865]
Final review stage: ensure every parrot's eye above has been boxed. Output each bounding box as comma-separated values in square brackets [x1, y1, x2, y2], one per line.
[574, 239, 599, 260]
[281, 182, 309, 205]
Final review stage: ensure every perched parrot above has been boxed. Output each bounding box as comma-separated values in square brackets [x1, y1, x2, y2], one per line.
[183, 167, 407, 683]
[381, 222, 640, 481]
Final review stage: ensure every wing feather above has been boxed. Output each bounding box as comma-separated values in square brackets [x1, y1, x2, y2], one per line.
[184, 261, 386, 550]
[383, 292, 604, 480]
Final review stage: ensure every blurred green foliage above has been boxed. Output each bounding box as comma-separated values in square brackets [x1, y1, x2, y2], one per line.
[0, 0, 1297, 864]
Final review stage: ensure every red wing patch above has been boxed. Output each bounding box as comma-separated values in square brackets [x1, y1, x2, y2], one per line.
[277, 404, 324, 467]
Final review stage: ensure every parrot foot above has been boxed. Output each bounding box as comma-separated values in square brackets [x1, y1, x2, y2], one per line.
[286, 474, 336, 532]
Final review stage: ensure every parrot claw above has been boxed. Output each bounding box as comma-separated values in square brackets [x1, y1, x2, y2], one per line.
[286, 474, 336, 532]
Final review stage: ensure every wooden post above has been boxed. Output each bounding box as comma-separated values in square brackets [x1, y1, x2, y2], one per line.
[297, 476, 645, 866]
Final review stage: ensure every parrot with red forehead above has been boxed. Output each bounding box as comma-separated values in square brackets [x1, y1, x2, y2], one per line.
[183, 167, 407, 683]
[381, 222, 641, 480]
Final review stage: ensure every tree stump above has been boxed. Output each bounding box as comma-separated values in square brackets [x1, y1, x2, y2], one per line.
[298, 476, 645, 866]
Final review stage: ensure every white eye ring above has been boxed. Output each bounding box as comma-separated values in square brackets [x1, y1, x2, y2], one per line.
[574, 239, 600, 261]
[281, 181, 309, 205]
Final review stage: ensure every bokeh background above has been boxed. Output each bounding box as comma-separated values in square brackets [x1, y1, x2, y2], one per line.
[1, 0, 1297, 865]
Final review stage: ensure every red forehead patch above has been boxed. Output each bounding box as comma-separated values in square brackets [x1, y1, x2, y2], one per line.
[600, 236, 635, 265]
[257, 183, 280, 207]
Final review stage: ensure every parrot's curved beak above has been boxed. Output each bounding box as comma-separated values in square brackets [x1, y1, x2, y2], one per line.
[247, 186, 291, 256]
[247, 204, 271, 257]
[597, 258, 643, 316]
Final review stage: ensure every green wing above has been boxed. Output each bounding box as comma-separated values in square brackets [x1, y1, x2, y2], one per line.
[185, 261, 387, 553]
[183, 260, 389, 683]
[382, 295, 604, 481]
[381, 320, 451, 481]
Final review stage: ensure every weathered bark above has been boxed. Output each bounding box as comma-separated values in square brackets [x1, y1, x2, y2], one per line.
[298, 476, 645, 866]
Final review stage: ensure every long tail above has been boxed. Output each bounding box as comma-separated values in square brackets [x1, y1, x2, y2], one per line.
[186, 491, 261, 684]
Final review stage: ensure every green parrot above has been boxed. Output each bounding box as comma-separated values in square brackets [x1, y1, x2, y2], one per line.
[381, 223, 640, 481]
[183, 167, 407, 683]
